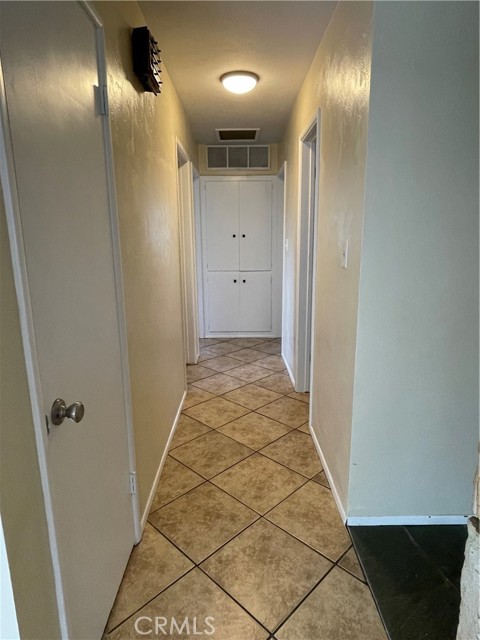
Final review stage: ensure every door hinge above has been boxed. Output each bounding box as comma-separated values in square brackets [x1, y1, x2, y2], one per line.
[129, 471, 137, 495]
[96, 84, 109, 116]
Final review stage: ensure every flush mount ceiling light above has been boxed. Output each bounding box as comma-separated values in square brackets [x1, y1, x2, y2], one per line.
[220, 71, 259, 95]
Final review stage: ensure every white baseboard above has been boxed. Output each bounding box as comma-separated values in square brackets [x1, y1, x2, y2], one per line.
[308, 423, 469, 527]
[309, 425, 347, 523]
[205, 334, 280, 339]
[140, 388, 187, 531]
[282, 351, 296, 388]
[347, 515, 470, 526]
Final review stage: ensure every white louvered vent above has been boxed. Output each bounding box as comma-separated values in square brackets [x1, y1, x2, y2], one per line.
[207, 145, 270, 170]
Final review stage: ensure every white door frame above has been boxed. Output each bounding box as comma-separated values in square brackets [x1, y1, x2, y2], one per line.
[272, 168, 285, 338]
[295, 110, 321, 392]
[176, 139, 200, 363]
[193, 169, 205, 338]
[278, 161, 288, 345]
[0, 4, 140, 637]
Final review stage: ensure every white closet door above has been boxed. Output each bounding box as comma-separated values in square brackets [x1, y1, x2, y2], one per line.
[205, 181, 239, 270]
[240, 272, 272, 332]
[239, 181, 272, 271]
[208, 272, 240, 332]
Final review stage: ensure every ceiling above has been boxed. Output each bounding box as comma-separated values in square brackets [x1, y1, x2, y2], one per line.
[139, 2, 336, 144]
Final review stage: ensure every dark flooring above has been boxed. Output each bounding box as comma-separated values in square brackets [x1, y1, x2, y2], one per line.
[349, 525, 468, 640]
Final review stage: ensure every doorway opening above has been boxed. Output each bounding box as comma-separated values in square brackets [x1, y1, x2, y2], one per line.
[296, 112, 320, 393]
[176, 141, 200, 364]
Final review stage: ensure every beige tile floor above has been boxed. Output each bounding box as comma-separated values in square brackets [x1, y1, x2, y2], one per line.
[105, 338, 387, 640]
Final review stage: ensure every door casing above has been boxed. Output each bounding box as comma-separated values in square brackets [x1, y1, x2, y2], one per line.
[296, 111, 321, 396]
[176, 139, 200, 364]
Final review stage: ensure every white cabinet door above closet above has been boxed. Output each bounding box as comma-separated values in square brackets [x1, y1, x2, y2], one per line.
[205, 181, 238, 270]
[239, 181, 272, 271]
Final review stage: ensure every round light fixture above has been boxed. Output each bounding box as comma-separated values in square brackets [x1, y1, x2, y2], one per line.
[220, 71, 259, 95]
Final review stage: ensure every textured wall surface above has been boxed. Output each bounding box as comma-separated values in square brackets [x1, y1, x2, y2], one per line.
[457, 518, 480, 640]
[350, 0, 479, 517]
[280, 1, 373, 510]
[94, 2, 197, 514]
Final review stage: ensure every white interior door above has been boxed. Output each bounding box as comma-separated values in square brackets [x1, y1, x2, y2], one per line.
[240, 272, 272, 332]
[239, 181, 272, 270]
[205, 181, 239, 270]
[1, 3, 135, 638]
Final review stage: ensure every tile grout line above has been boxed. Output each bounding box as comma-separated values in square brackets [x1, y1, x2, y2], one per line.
[147, 456, 207, 514]
[147, 509, 358, 639]
[335, 545, 367, 585]
[168, 428, 214, 452]
[169, 434, 257, 477]
[271, 562, 338, 637]
[186, 377, 287, 412]
[124, 341, 351, 638]
[184, 399, 306, 434]
[196, 564, 273, 635]
[111, 341, 284, 632]
[172, 400, 294, 451]
[150, 475, 322, 567]
[169, 415, 318, 489]
[148, 510, 276, 634]
[190, 377, 250, 394]
[165, 394, 319, 511]
[105, 564, 198, 635]
[112, 340, 362, 639]
[264, 514, 344, 566]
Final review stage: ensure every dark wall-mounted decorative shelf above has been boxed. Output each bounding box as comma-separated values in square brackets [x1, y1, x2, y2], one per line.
[132, 26, 162, 95]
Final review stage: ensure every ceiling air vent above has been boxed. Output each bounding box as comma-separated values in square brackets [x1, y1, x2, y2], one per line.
[215, 128, 260, 142]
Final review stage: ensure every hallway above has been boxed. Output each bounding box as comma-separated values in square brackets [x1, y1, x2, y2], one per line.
[104, 339, 386, 639]
[1, 2, 478, 638]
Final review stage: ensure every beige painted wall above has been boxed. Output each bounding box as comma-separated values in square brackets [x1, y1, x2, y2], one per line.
[279, 1, 373, 510]
[0, 192, 60, 639]
[94, 2, 197, 513]
[349, 0, 479, 517]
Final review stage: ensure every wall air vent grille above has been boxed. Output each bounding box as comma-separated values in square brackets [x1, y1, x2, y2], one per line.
[215, 128, 260, 142]
[207, 145, 270, 170]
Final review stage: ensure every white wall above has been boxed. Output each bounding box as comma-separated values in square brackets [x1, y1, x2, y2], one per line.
[0, 516, 20, 640]
[349, 1, 479, 517]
